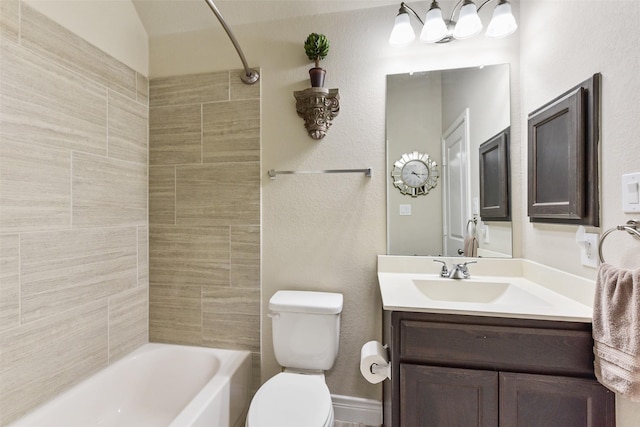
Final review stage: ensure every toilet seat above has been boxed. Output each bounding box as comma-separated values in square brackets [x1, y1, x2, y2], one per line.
[246, 372, 333, 427]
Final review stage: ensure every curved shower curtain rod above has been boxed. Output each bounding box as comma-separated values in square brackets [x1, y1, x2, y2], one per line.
[203, 0, 260, 85]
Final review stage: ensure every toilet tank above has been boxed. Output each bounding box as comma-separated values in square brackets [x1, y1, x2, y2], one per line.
[269, 291, 343, 371]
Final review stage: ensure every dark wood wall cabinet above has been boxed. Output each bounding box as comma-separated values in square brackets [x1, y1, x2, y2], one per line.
[383, 311, 616, 427]
[527, 73, 600, 226]
[479, 128, 511, 221]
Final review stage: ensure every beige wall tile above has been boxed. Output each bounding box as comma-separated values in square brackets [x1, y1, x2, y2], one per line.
[149, 284, 202, 345]
[72, 152, 147, 228]
[108, 286, 148, 362]
[0, 301, 108, 424]
[249, 352, 262, 395]
[108, 90, 148, 164]
[203, 100, 260, 163]
[149, 72, 229, 107]
[0, 234, 20, 331]
[0, 140, 71, 233]
[149, 104, 202, 165]
[149, 166, 176, 225]
[0, 0, 19, 43]
[202, 315, 260, 353]
[231, 226, 260, 263]
[0, 41, 107, 156]
[0, 7, 150, 423]
[138, 226, 149, 287]
[230, 69, 260, 101]
[231, 226, 261, 288]
[231, 264, 261, 289]
[203, 287, 259, 317]
[20, 227, 138, 323]
[20, 3, 137, 99]
[148, 69, 261, 369]
[136, 73, 149, 105]
[175, 163, 260, 226]
[150, 225, 230, 287]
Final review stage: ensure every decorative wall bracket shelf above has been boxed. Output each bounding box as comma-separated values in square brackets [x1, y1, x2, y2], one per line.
[293, 87, 340, 140]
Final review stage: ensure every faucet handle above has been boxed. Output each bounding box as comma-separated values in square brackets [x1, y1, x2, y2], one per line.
[454, 261, 477, 278]
[433, 259, 449, 277]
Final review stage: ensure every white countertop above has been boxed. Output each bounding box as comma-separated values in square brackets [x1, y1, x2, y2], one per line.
[378, 255, 595, 323]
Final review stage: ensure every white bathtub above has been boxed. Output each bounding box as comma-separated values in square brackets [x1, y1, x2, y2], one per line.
[9, 343, 252, 427]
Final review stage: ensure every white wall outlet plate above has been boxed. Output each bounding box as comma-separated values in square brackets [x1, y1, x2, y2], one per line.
[581, 232, 599, 268]
[622, 172, 640, 213]
[399, 204, 411, 216]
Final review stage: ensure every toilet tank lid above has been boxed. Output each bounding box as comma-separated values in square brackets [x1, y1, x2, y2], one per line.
[269, 291, 343, 314]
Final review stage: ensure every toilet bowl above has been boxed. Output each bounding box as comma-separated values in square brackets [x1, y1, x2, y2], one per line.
[245, 372, 334, 427]
[245, 290, 343, 427]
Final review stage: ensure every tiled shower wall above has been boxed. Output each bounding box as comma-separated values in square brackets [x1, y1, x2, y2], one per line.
[0, 1, 149, 425]
[148, 72, 261, 388]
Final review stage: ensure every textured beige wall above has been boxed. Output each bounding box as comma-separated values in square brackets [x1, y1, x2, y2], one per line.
[0, 1, 149, 424]
[147, 71, 262, 393]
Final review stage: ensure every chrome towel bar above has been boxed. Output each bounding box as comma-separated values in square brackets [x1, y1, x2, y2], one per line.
[268, 168, 372, 179]
[598, 219, 640, 264]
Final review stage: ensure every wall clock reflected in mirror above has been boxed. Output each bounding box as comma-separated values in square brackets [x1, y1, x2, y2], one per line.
[391, 151, 439, 197]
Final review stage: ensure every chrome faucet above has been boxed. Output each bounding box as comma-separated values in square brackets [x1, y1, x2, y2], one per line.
[433, 260, 477, 279]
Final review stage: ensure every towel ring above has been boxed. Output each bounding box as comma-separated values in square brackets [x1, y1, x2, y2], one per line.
[466, 217, 478, 234]
[598, 219, 640, 264]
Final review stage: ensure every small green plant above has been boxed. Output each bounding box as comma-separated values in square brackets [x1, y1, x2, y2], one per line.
[304, 33, 330, 68]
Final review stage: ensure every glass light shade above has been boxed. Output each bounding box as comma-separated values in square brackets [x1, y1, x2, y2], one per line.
[486, 1, 517, 38]
[389, 12, 415, 47]
[453, 2, 482, 39]
[420, 7, 448, 43]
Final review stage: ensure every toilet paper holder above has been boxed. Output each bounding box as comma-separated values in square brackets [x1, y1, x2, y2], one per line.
[370, 362, 390, 378]
[360, 341, 391, 383]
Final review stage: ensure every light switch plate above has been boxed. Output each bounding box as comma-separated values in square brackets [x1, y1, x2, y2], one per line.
[622, 172, 640, 213]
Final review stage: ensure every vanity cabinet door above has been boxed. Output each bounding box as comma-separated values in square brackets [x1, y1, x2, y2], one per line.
[401, 364, 499, 427]
[500, 372, 615, 427]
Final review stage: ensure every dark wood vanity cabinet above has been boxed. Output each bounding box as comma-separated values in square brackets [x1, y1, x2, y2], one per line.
[383, 311, 615, 427]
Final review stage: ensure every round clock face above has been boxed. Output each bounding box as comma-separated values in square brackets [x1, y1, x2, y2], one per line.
[401, 160, 430, 188]
[391, 151, 439, 197]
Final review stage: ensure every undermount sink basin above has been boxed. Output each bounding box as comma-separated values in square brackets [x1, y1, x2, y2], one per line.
[412, 278, 551, 306]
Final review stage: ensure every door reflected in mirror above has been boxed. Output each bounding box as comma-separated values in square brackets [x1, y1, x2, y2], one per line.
[386, 64, 512, 257]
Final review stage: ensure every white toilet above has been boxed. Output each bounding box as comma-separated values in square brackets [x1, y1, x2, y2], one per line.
[246, 290, 344, 427]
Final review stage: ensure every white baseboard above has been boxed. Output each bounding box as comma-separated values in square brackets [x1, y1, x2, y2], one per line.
[332, 394, 382, 426]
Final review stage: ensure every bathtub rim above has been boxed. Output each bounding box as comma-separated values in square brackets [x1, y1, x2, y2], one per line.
[8, 342, 252, 427]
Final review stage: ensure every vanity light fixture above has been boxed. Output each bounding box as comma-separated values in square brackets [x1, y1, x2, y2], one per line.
[388, 0, 517, 47]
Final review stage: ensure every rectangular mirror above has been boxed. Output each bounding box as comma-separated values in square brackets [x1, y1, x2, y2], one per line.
[386, 64, 513, 257]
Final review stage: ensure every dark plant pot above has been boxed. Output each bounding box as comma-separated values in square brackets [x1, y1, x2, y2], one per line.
[309, 67, 326, 87]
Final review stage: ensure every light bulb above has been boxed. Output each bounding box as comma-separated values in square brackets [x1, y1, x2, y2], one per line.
[420, 4, 448, 43]
[486, 1, 517, 38]
[453, 1, 482, 40]
[389, 12, 415, 47]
